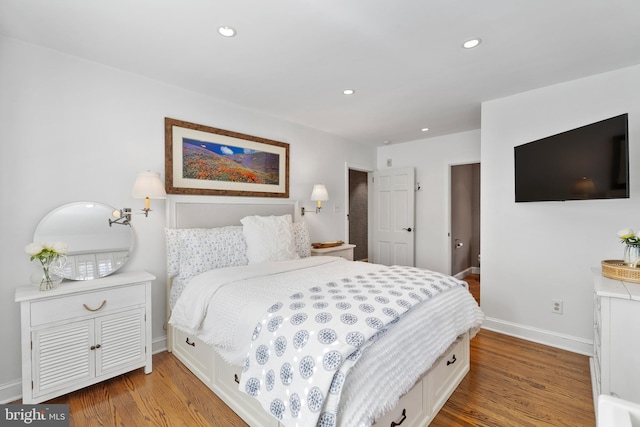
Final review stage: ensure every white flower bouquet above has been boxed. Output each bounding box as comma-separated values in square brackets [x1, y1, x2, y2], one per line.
[617, 228, 640, 246]
[25, 242, 68, 290]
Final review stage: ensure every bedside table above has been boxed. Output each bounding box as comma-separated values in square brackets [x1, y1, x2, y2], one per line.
[15, 270, 155, 404]
[311, 244, 356, 261]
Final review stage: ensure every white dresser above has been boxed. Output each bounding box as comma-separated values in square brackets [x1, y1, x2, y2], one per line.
[15, 270, 155, 404]
[591, 273, 640, 409]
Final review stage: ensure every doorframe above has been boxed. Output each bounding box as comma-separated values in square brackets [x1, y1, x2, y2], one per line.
[344, 162, 374, 248]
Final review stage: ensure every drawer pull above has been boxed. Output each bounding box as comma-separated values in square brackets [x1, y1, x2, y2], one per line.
[447, 354, 457, 366]
[234, 374, 240, 384]
[90, 344, 102, 350]
[185, 337, 196, 347]
[390, 408, 407, 427]
[83, 300, 107, 312]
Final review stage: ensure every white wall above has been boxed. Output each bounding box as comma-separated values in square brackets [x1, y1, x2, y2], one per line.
[377, 130, 481, 274]
[481, 64, 640, 354]
[0, 36, 374, 401]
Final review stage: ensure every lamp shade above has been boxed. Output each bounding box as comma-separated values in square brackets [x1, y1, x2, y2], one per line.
[573, 176, 596, 195]
[310, 184, 329, 202]
[132, 171, 167, 199]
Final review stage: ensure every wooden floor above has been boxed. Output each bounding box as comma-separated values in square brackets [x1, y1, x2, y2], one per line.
[432, 329, 594, 427]
[16, 327, 595, 426]
[463, 273, 480, 305]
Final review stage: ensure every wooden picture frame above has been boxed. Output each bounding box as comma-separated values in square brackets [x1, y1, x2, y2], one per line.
[165, 118, 289, 197]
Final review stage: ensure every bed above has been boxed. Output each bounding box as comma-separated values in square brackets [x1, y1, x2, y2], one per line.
[165, 196, 484, 427]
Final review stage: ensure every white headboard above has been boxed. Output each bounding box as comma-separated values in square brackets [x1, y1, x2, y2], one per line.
[166, 195, 300, 229]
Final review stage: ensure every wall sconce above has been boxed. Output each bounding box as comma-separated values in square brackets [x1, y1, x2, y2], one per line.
[109, 171, 167, 226]
[132, 171, 167, 216]
[301, 184, 329, 216]
[109, 208, 132, 227]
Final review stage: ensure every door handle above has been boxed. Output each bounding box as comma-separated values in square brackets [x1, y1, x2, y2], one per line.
[402, 227, 412, 232]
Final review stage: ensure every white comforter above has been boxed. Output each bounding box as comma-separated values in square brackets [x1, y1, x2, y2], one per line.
[169, 257, 484, 426]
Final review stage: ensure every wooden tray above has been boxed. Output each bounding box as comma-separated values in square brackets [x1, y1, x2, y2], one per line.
[312, 241, 344, 249]
[602, 260, 640, 283]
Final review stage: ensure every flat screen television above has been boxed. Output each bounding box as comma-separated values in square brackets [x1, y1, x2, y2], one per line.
[514, 114, 629, 202]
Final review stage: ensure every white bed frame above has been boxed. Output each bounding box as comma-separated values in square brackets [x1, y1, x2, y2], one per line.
[165, 195, 470, 427]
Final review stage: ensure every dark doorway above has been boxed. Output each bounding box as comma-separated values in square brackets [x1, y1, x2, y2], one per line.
[349, 169, 369, 261]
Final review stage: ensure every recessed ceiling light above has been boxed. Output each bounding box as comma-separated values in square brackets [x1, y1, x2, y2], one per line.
[343, 89, 355, 95]
[421, 127, 430, 132]
[383, 140, 391, 145]
[462, 38, 482, 49]
[218, 26, 237, 37]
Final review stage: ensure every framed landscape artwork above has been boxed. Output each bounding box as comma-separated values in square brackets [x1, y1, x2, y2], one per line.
[165, 118, 290, 197]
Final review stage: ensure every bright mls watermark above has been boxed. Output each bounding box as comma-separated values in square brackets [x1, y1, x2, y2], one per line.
[1, 405, 69, 426]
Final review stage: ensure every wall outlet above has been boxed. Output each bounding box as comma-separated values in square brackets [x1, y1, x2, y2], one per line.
[552, 299, 563, 314]
[387, 158, 392, 167]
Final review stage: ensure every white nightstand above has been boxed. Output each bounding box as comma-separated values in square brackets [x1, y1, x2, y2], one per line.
[15, 270, 155, 404]
[310, 244, 356, 261]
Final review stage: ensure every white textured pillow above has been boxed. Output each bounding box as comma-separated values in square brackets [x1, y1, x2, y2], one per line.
[241, 214, 300, 264]
[291, 221, 311, 258]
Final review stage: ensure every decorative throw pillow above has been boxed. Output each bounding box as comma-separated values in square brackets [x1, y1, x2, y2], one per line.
[241, 214, 300, 264]
[176, 226, 248, 279]
[291, 221, 311, 258]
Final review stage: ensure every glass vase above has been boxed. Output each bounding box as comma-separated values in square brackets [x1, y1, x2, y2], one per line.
[32, 257, 66, 291]
[624, 244, 640, 267]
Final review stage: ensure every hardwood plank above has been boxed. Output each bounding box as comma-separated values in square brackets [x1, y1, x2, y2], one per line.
[13, 329, 594, 426]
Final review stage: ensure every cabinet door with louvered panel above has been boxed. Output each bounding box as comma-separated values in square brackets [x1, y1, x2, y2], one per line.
[95, 309, 146, 377]
[31, 320, 95, 399]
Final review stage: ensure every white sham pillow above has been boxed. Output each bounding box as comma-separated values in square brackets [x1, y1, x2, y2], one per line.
[241, 214, 300, 264]
[177, 226, 248, 279]
[291, 221, 311, 258]
[165, 228, 181, 277]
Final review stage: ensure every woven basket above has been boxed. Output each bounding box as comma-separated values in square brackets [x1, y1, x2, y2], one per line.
[601, 260, 640, 283]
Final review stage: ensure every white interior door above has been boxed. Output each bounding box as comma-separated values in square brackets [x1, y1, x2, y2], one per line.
[371, 167, 415, 266]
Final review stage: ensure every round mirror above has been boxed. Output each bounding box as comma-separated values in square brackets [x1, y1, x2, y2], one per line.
[34, 201, 134, 280]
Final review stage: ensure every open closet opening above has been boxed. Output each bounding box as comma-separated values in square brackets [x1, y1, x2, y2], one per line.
[451, 162, 480, 304]
[348, 168, 369, 262]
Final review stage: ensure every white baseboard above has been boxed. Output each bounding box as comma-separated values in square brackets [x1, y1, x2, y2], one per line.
[0, 379, 21, 404]
[451, 272, 591, 356]
[453, 267, 480, 279]
[482, 316, 593, 356]
[152, 335, 167, 354]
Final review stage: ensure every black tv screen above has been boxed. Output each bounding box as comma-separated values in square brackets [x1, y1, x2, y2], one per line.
[514, 114, 629, 202]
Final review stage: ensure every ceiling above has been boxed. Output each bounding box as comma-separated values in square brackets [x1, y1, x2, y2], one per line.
[2, 1, 640, 147]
